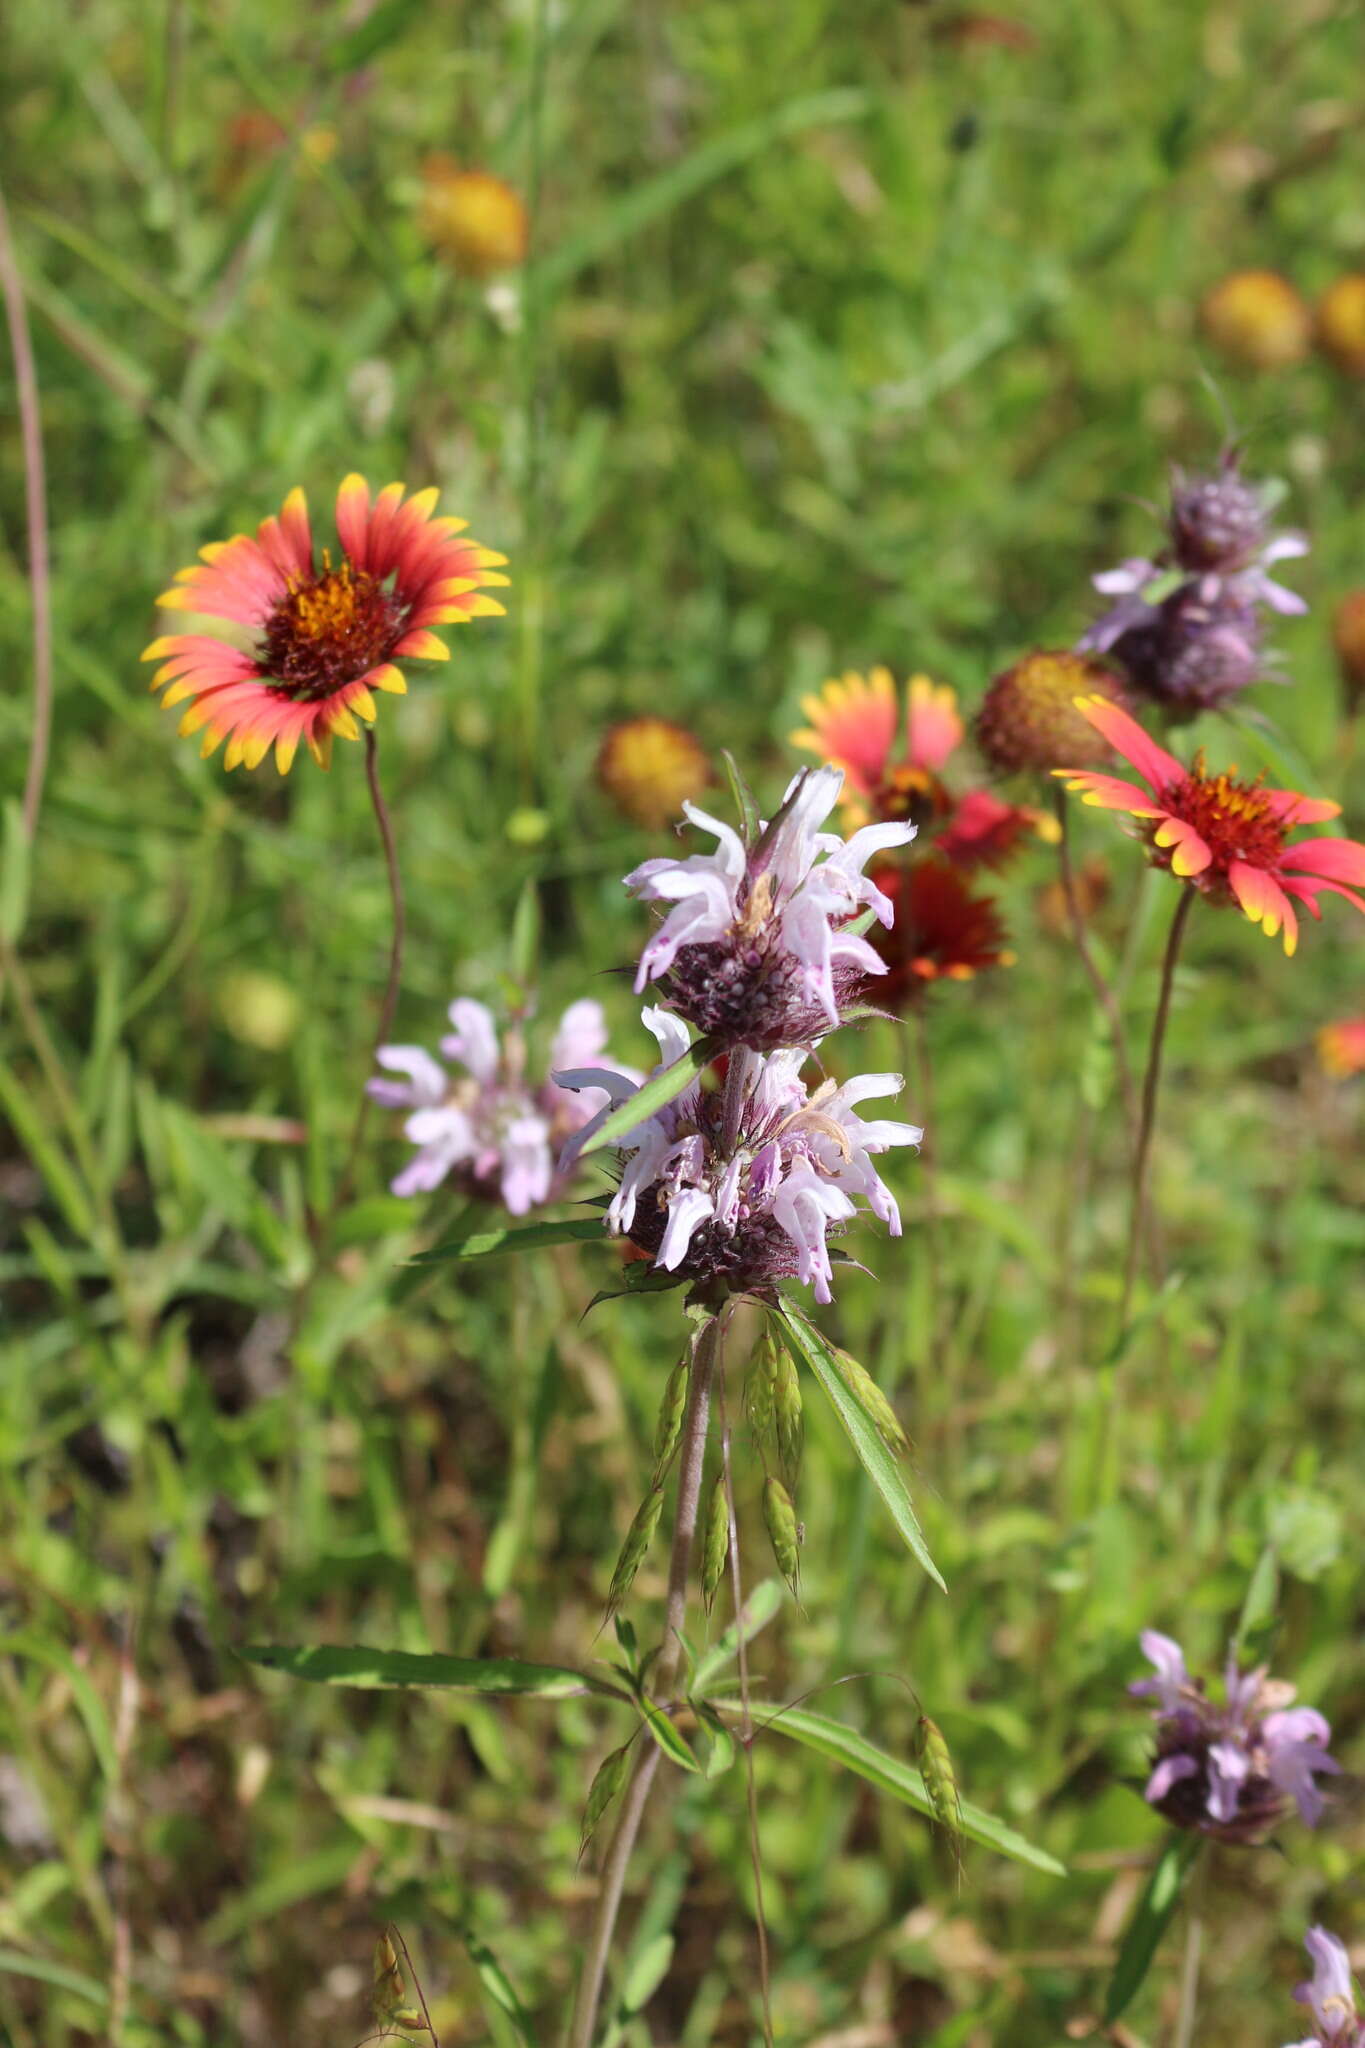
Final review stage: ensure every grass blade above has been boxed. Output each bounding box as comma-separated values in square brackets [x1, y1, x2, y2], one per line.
[1103, 1832, 1201, 2022]
[577, 1033, 718, 1158]
[241, 1643, 625, 1699]
[411, 1215, 606, 1264]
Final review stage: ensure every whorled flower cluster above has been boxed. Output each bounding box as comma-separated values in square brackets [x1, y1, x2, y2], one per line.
[370, 997, 631, 1211]
[1080, 454, 1308, 713]
[626, 765, 914, 1051]
[560, 1012, 920, 1306]
[1131, 1630, 1338, 1843]
[1286, 1929, 1364, 2048]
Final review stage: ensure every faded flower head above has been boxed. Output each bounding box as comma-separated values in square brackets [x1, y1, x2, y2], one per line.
[596, 716, 710, 831]
[419, 157, 529, 276]
[1287, 1928, 1364, 2048]
[1130, 1629, 1338, 1843]
[369, 997, 630, 1212]
[976, 649, 1125, 773]
[144, 477, 507, 772]
[558, 1013, 920, 1305]
[1056, 697, 1365, 955]
[793, 667, 1047, 866]
[1080, 454, 1307, 713]
[1200, 269, 1313, 371]
[868, 859, 1013, 1002]
[626, 766, 914, 1050]
[1317, 274, 1365, 379]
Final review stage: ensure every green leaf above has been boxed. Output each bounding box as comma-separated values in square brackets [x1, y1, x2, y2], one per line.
[737, 1705, 1064, 1876]
[464, 1930, 532, 2043]
[621, 1932, 675, 2014]
[326, 0, 426, 70]
[1104, 1832, 1202, 2022]
[692, 1578, 783, 1695]
[411, 1215, 606, 1265]
[240, 1643, 624, 1699]
[638, 1700, 701, 1773]
[0, 1948, 108, 2009]
[772, 1299, 945, 1592]
[720, 750, 760, 843]
[577, 1034, 719, 1158]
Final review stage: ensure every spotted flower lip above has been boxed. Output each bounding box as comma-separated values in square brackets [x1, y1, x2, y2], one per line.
[1130, 1629, 1339, 1844]
[557, 1010, 921, 1306]
[369, 996, 631, 1213]
[625, 766, 915, 1050]
[142, 476, 508, 773]
[1288, 1927, 1365, 2048]
[791, 667, 1047, 867]
[1055, 696, 1365, 956]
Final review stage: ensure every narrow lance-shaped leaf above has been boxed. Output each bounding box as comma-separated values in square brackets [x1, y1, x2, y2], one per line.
[1103, 1832, 1202, 2022]
[411, 1215, 606, 1266]
[732, 1704, 1065, 1877]
[638, 1699, 701, 1773]
[720, 749, 761, 844]
[577, 1032, 720, 1158]
[240, 1643, 626, 1699]
[772, 1298, 945, 1593]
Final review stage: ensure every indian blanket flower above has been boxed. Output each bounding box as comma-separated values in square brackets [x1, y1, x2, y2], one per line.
[369, 997, 629, 1211]
[868, 859, 1012, 1000]
[143, 476, 508, 772]
[1130, 1629, 1338, 1843]
[792, 667, 1047, 869]
[625, 766, 914, 1050]
[596, 716, 710, 831]
[1080, 454, 1307, 712]
[1318, 1017, 1365, 1080]
[419, 157, 529, 277]
[1055, 697, 1365, 955]
[558, 1012, 920, 1305]
[1200, 269, 1313, 371]
[1287, 1928, 1365, 2048]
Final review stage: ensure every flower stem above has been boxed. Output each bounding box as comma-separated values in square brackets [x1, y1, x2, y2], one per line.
[335, 727, 406, 1212]
[1052, 787, 1139, 1143]
[566, 1315, 720, 2048]
[1120, 887, 1193, 1328]
[1173, 1903, 1203, 2048]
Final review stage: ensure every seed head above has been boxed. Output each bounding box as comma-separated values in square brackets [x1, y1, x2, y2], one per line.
[976, 651, 1125, 773]
[762, 1475, 802, 1600]
[1316, 274, 1365, 378]
[651, 1354, 692, 1483]
[701, 1473, 730, 1615]
[605, 1486, 665, 1623]
[832, 1346, 907, 1455]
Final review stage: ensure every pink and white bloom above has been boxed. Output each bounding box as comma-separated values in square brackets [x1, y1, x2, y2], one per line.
[370, 996, 631, 1212]
[626, 766, 915, 1050]
[558, 1012, 921, 1304]
[1287, 1928, 1363, 2047]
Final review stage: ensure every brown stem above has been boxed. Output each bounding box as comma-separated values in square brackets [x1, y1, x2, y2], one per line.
[716, 1349, 775, 2048]
[566, 1316, 719, 2048]
[335, 726, 406, 1211]
[0, 179, 53, 844]
[1052, 787, 1139, 1143]
[1120, 887, 1193, 1327]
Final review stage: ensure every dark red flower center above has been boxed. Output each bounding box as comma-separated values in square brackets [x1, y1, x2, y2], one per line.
[1168, 755, 1286, 873]
[874, 765, 952, 831]
[260, 555, 404, 701]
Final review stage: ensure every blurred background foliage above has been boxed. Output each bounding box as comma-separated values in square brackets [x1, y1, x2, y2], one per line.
[2, 0, 1364, 2042]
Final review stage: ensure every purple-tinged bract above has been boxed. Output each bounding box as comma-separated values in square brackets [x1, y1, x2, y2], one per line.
[1130, 1629, 1338, 1844]
[558, 1011, 921, 1306]
[625, 766, 915, 1050]
[370, 996, 633, 1212]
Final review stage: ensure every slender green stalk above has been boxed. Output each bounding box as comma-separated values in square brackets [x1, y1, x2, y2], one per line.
[334, 728, 406, 1213]
[1173, 1904, 1203, 2048]
[1120, 888, 1193, 1326]
[566, 1315, 719, 2048]
[0, 178, 52, 846]
[1052, 787, 1139, 1143]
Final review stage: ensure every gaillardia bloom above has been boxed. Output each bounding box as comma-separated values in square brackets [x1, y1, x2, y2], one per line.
[419, 158, 529, 277]
[1056, 697, 1365, 954]
[369, 997, 631, 1211]
[1287, 1928, 1364, 2048]
[868, 859, 1012, 1000]
[559, 1012, 920, 1305]
[596, 716, 710, 831]
[1317, 1017, 1365, 1080]
[1130, 1630, 1338, 1844]
[793, 667, 1045, 867]
[144, 477, 508, 772]
[1199, 269, 1313, 371]
[626, 766, 914, 1050]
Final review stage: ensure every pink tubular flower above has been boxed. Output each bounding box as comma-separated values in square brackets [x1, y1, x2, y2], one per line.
[1130, 1630, 1338, 1844]
[143, 476, 507, 772]
[369, 997, 631, 1212]
[1287, 1928, 1364, 2048]
[625, 766, 915, 1050]
[557, 1013, 921, 1306]
[1055, 697, 1365, 955]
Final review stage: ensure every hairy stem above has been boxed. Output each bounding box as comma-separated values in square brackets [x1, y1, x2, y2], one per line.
[566, 1315, 720, 2048]
[334, 727, 406, 1211]
[0, 179, 52, 847]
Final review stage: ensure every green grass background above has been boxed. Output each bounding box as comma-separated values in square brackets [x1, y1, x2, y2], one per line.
[2, 0, 1364, 2041]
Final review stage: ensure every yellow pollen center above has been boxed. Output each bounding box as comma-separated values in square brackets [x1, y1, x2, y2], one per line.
[288, 554, 361, 642]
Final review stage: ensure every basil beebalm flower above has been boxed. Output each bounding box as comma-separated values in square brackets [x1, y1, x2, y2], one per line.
[1286, 1928, 1365, 2048]
[626, 765, 914, 1049]
[560, 1012, 920, 1306]
[1130, 1630, 1338, 1843]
